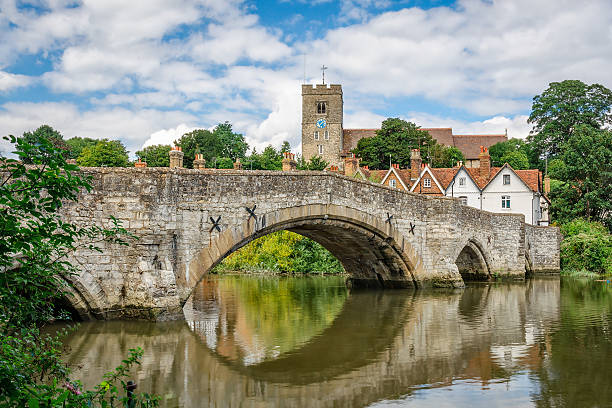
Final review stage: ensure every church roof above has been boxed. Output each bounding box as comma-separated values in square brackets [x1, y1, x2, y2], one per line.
[342, 127, 508, 161]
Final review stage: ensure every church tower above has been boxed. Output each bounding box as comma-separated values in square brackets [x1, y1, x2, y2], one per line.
[301, 83, 343, 169]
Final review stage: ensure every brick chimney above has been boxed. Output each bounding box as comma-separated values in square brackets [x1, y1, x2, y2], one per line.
[544, 175, 550, 194]
[169, 146, 184, 168]
[282, 152, 297, 171]
[344, 153, 359, 177]
[193, 153, 206, 169]
[233, 158, 243, 170]
[478, 146, 490, 179]
[134, 158, 147, 168]
[410, 149, 421, 180]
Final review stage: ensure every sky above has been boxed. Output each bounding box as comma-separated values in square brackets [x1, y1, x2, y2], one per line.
[1, 0, 611, 157]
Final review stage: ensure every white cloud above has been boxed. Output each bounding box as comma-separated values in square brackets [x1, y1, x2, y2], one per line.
[0, 71, 32, 91]
[141, 124, 196, 149]
[303, 0, 612, 115]
[0, 102, 198, 157]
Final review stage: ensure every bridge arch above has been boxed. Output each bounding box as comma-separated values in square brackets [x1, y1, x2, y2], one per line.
[452, 238, 491, 281]
[183, 204, 425, 302]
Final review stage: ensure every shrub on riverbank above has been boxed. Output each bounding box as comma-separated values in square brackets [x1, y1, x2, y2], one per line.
[560, 219, 612, 275]
[214, 231, 344, 274]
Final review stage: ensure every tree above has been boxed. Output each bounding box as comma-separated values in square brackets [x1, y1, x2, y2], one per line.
[216, 157, 234, 169]
[0, 134, 157, 406]
[135, 144, 172, 167]
[259, 145, 283, 170]
[280, 141, 292, 154]
[528, 80, 612, 159]
[66, 136, 98, 160]
[500, 151, 530, 170]
[431, 145, 465, 168]
[352, 118, 436, 169]
[17, 125, 70, 163]
[553, 125, 612, 228]
[213, 122, 249, 160]
[175, 129, 222, 169]
[297, 155, 329, 171]
[77, 139, 130, 167]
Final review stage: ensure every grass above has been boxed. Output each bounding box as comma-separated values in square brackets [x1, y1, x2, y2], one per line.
[560, 269, 603, 279]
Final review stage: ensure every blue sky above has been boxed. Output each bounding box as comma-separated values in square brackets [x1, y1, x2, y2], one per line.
[1, 0, 611, 156]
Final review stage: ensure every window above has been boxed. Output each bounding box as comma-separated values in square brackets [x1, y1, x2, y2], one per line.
[502, 195, 511, 209]
[459, 177, 466, 186]
[324, 130, 329, 140]
[389, 179, 396, 188]
[318, 144, 323, 155]
[314, 131, 319, 140]
[503, 174, 510, 185]
[460, 196, 468, 205]
[424, 178, 431, 188]
[317, 102, 327, 114]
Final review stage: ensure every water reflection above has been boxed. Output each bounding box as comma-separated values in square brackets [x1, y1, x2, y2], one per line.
[57, 277, 612, 407]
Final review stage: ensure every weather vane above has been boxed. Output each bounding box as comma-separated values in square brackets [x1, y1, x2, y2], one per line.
[321, 65, 328, 84]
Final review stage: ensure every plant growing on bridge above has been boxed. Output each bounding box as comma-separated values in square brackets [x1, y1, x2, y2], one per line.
[0, 134, 158, 406]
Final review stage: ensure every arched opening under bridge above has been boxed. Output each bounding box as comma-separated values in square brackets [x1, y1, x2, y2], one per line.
[184, 204, 425, 302]
[454, 240, 490, 281]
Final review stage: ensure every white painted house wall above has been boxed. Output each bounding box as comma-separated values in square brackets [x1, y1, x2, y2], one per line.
[481, 167, 536, 224]
[444, 168, 481, 209]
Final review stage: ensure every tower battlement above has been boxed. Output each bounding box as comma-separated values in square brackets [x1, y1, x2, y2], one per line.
[302, 84, 343, 95]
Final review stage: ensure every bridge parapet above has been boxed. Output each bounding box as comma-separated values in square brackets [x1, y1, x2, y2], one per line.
[59, 167, 560, 320]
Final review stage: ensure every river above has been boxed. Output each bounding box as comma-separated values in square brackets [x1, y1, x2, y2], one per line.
[56, 275, 612, 407]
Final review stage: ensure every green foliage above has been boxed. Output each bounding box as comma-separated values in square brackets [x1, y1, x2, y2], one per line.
[215, 231, 344, 275]
[216, 157, 234, 169]
[431, 145, 464, 168]
[547, 158, 566, 180]
[488, 138, 536, 168]
[77, 139, 130, 167]
[244, 145, 284, 170]
[135, 144, 171, 167]
[528, 80, 612, 159]
[297, 155, 329, 171]
[175, 129, 220, 169]
[500, 150, 529, 170]
[352, 118, 436, 169]
[214, 122, 249, 160]
[553, 125, 612, 228]
[0, 134, 157, 406]
[560, 220, 612, 274]
[65, 137, 98, 160]
[176, 123, 248, 169]
[17, 125, 70, 163]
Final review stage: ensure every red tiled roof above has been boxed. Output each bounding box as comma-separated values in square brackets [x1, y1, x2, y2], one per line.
[342, 129, 377, 151]
[452, 135, 507, 160]
[514, 169, 541, 192]
[431, 168, 459, 189]
[421, 128, 454, 146]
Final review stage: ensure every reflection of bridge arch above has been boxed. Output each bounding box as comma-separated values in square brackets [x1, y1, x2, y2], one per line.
[188, 290, 414, 384]
[184, 204, 426, 303]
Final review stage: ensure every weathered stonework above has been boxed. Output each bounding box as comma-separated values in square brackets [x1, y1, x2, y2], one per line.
[60, 167, 560, 320]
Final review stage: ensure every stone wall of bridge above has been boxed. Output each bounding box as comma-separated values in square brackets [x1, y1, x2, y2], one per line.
[59, 167, 560, 320]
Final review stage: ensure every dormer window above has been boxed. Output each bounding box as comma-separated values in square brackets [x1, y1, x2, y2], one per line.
[389, 179, 396, 188]
[317, 102, 327, 114]
[424, 178, 431, 188]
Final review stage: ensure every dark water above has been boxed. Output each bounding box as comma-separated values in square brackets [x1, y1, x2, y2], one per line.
[58, 276, 612, 407]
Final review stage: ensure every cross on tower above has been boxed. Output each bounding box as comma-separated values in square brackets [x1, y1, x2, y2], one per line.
[321, 65, 328, 84]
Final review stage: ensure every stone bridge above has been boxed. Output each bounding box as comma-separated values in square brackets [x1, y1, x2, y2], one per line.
[60, 168, 561, 320]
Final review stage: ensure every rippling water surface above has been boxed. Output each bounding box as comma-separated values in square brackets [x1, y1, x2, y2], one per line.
[58, 276, 612, 407]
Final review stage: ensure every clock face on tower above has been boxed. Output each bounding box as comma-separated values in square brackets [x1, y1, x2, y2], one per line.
[316, 118, 327, 129]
